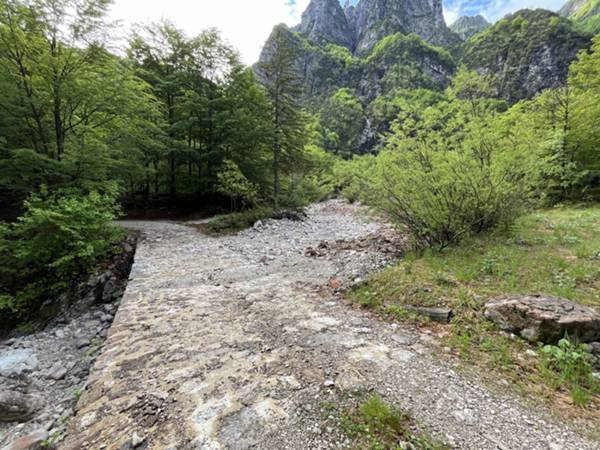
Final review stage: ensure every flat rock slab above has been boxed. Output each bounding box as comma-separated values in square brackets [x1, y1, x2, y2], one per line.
[485, 294, 600, 343]
[59, 201, 597, 450]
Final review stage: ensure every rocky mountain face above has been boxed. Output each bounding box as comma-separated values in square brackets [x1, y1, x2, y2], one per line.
[460, 9, 592, 103]
[293, 0, 459, 54]
[345, 0, 459, 54]
[450, 15, 490, 40]
[296, 0, 354, 48]
[559, 0, 600, 33]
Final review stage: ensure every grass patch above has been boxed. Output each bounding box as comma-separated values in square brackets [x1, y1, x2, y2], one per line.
[341, 395, 448, 450]
[202, 207, 274, 235]
[347, 206, 600, 416]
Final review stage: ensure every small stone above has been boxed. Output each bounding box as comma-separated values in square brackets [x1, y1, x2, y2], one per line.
[100, 313, 112, 323]
[323, 380, 335, 388]
[131, 432, 145, 448]
[452, 408, 477, 426]
[329, 278, 342, 289]
[391, 334, 411, 346]
[46, 362, 68, 380]
[76, 339, 90, 349]
[0, 392, 44, 422]
[588, 342, 600, 355]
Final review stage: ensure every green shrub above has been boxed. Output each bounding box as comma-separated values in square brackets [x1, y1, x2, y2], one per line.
[342, 395, 448, 450]
[215, 160, 260, 211]
[538, 337, 598, 406]
[0, 189, 125, 325]
[369, 144, 530, 250]
[363, 69, 542, 250]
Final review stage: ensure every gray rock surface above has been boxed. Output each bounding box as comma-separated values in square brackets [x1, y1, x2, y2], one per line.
[2, 430, 48, 450]
[348, 0, 459, 54]
[0, 236, 136, 448]
[485, 294, 600, 343]
[296, 0, 459, 54]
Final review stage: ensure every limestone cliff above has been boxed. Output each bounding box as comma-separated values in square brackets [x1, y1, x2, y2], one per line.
[460, 9, 592, 103]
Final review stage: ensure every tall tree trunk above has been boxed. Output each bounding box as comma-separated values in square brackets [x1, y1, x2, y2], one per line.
[51, 35, 65, 159]
[273, 141, 280, 210]
[167, 94, 176, 199]
[169, 153, 176, 198]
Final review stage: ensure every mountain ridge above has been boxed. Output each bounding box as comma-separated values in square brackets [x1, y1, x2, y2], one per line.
[559, 0, 600, 33]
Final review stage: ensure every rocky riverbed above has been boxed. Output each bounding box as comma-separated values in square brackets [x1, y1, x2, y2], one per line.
[0, 237, 136, 449]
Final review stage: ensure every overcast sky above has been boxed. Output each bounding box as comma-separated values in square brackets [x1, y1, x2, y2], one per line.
[108, 0, 566, 65]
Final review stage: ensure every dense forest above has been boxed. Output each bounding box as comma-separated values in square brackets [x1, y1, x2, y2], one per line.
[0, 0, 599, 327]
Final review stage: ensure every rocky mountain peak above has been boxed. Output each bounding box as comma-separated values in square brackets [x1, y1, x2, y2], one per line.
[295, 0, 354, 48]
[449, 15, 490, 40]
[295, 0, 460, 54]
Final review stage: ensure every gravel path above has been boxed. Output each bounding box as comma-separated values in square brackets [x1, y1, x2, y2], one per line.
[60, 201, 598, 450]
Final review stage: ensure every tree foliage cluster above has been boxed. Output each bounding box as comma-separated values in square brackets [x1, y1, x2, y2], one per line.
[0, 1, 311, 323]
[0, 189, 124, 326]
[0, 1, 310, 210]
[331, 37, 600, 249]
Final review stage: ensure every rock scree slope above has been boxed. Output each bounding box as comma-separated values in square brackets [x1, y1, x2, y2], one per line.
[60, 201, 598, 449]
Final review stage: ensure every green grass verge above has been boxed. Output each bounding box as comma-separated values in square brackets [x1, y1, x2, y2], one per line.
[341, 395, 448, 450]
[348, 206, 600, 416]
[202, 207, 274, 235]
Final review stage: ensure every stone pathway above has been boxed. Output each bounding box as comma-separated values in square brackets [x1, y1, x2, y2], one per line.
[60, 201, 598, 450]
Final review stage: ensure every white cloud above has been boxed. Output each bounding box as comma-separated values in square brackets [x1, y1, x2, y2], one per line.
[443, 7, 459, 26]
[108, 0, 305, 65]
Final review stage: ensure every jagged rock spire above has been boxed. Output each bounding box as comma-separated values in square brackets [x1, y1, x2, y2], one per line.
[295, 0, 354, 48]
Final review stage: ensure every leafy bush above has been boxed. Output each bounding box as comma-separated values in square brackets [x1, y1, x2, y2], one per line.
[362, 70, 542, 250]
[538, 337, 598, 406]
[0, 189, 125, 325]
[215, 160, 260, 211]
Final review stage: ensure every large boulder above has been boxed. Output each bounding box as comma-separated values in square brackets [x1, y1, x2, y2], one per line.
[484, 294, 600, 344]
[0, 391, 43, 422]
